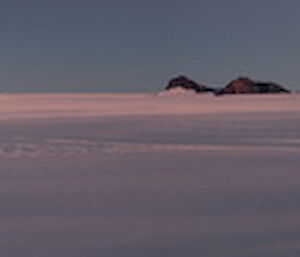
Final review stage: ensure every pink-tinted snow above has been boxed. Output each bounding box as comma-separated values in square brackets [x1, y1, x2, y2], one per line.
[1, 93, 300, 257]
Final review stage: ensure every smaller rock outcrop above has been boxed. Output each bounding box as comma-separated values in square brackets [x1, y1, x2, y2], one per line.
[218, 77, 290, 95]
[165, 76, 215, 93]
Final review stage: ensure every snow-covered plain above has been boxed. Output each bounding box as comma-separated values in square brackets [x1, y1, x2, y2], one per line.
[1, 93, 300, 257]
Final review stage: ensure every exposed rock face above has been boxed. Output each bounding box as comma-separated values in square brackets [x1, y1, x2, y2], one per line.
[166, 76, 214, 93]
[218, 77, 290, 95]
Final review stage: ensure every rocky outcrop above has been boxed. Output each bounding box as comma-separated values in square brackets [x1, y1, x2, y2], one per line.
[165, 76, 215, 93]
[218, 77, 290, 95]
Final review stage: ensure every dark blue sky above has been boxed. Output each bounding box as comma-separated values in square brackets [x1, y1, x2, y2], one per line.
[1, 0, 300, 92]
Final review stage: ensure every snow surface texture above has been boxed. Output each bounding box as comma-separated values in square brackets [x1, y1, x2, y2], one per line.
[1, 93, 300, 257]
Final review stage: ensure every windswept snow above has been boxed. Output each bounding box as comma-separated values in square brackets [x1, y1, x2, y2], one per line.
[1, 93, 300, 257]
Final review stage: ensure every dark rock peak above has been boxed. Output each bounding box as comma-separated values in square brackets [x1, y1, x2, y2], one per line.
[218, 77, 290, 95]
[165, 76, 214, 93]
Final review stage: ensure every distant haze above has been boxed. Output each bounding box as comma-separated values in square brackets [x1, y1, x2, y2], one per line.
[1, 0, 300, 92]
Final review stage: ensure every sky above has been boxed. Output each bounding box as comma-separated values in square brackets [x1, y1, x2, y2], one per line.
[1, 0, 300, 93]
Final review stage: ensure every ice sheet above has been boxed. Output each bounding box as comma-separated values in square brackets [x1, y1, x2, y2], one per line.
[1, 93, 300, 257]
